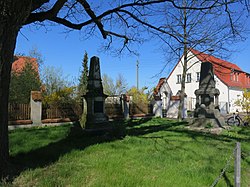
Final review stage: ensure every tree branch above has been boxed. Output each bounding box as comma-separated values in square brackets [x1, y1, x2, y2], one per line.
[26, 0, 67, 24]
[31, 0, 49, 12]
[77, 0, 107, 39]
[118, 9, 183, 43]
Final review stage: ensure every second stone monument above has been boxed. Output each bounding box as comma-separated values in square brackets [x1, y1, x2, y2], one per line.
[84, 56, 108, 129]
[192, 61, 225, 127]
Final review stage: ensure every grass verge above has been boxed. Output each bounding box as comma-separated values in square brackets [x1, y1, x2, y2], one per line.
[2, 118, 250, 187]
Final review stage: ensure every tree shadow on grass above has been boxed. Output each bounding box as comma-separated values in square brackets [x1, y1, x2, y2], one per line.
[126, 120, 250, 186]
[5, 118, 250, 184]
[6, 122, 125, 182]
[5, 118, 155, 181]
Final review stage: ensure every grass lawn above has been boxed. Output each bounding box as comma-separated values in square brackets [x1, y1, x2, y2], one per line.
[2, 118, 250, 186]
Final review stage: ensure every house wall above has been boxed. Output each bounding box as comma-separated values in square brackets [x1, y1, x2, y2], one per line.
[154, 81, 187, 118]
[228, 88, 243, 113]
[167, 53, 201, 99]
[159, 81, 172, 110]
[214, 75, 229, 114]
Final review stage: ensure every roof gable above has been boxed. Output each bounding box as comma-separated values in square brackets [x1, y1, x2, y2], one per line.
[154, 78, 166, 95]
[190, 49, 250, 89]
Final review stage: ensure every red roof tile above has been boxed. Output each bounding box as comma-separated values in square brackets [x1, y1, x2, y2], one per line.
[190, 48, 250, 89]
[12, 56, 38, 73]
[154, 78, 166, 95]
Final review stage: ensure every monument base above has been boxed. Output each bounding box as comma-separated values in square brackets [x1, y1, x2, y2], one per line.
[190, 117, 225, 128]
[85, 113, 108, 128]
[84, 122, 125, 138]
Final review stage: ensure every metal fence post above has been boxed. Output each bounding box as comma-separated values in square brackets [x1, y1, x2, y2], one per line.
[235, 142, 241, 187]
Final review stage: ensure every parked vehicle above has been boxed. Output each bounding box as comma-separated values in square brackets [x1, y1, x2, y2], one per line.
[226, 110, 249, 126]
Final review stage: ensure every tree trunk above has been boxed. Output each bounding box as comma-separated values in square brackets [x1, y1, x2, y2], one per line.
[178, 46, 188, 120]
[0, 23, 18, 179]
[0, 0, 32, 177]
[177, 3, 187, 120]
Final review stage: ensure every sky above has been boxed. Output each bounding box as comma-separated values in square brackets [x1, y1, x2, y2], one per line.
[15, 21, 250, 91]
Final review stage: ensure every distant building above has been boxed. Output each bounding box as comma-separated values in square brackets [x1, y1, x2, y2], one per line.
[155, 48, 250, 115]
[12, 56, 38, 73]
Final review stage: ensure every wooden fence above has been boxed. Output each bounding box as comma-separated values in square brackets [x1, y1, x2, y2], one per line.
[42, 104, 82, 120]
[105, 103, 123, 119]
[130, 103, 153, 116]
[8, 101, 153, 123]
[8, 103, 82, 123]
[8, 103, 30, 120]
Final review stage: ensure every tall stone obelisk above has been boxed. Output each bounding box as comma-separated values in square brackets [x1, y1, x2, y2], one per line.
[84, 56, 108, 129]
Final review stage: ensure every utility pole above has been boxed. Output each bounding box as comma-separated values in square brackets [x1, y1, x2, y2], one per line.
[136, 60, 139, 90]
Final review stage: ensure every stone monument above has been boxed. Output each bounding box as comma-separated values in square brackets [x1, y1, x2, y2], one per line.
[84, 56, 108, 129]
[193, 62, 225, 127]
[30, 91, 42, 125]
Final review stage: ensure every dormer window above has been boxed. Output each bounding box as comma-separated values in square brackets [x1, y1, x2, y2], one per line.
[247, 75, 250, 85]
[230, 69, 239, 82]
[230, 71, 233, 81]
[235, 73, 239, 82]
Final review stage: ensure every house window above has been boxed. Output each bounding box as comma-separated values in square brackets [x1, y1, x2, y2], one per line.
[177, 74, 182, 84]
[196, 72, 200, 82]
[230, 72, 233, 81]
[186, 73, 191, 83]
[235, 73, 239, 82]
[230, 71, 239, 82]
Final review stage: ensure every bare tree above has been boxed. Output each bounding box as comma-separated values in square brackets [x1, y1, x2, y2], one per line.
[0, 0, 249, 176]
[102, 73, 128, 95]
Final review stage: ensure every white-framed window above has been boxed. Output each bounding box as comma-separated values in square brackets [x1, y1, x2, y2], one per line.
[196, 72, 200, 82]
[186, 73, 191, 83]
[177, 74, 182, 84]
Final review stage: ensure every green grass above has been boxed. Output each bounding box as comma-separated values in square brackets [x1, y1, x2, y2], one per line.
[3, 118, 250, 186]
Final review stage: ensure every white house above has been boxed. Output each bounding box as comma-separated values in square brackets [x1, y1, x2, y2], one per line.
[155, 48, 250, 115]
[153, 78, 187, 118]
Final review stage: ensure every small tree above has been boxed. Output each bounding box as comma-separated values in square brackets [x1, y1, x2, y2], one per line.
[9, 60, 41, 104]
[41, 66, 72, 96]
[43, 87, 76, 107]
[127, 87, 149, 114]
[78, 51, 89, 97]
[102, 73, 128, 96]
[235, 89, 250, 114]
[235, 89, 250, 123]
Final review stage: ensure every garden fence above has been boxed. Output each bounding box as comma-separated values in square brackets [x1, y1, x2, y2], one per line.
[42, 104, 82, 120]
[8, 103, 30, 120]
[210, 142, 241, 187]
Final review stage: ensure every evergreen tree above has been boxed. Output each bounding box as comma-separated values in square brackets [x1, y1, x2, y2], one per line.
[9, 61, 41, 104]
[78, 51, 89, 96]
